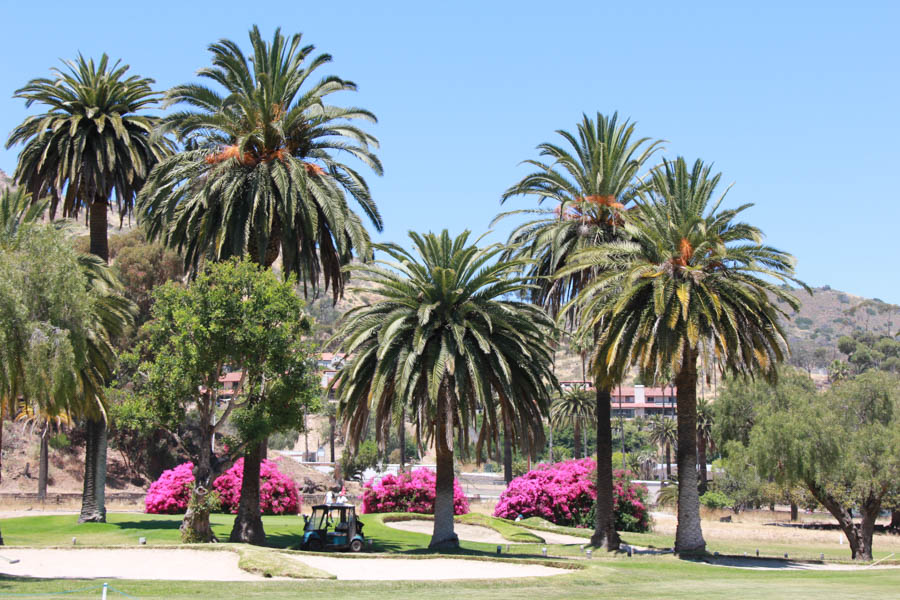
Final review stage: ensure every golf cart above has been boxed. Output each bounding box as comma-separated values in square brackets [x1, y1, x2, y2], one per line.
[301, 503, 366, 552]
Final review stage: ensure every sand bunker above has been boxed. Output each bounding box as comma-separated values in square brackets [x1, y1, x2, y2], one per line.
[386, 519, 587, 545]
[0, 548, 272, 581]
[286, 555, 567, 580]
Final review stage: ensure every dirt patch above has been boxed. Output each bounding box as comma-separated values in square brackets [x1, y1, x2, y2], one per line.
[0, 548, 276, 581]
[284, 555, 567, 580]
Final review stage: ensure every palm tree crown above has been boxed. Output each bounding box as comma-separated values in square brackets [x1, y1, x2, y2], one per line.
[139, 26, 383, 297]
[6, 54, 169, 250]
[550, 385, 594, 458]
[331, 230, 557, 548]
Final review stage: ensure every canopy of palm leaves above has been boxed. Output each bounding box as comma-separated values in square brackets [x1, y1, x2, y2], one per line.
[331, 229, 557, 547]
[138, 26, 382, 299]
[648, 414, 677, 450]
[6, 54, 169, 229]
[494, 112, 663, 323]
[550, 386, 595, 430]
[562, 157, 804, 382]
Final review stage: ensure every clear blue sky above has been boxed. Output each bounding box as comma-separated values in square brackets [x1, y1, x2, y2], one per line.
[3, 1, 898, 303]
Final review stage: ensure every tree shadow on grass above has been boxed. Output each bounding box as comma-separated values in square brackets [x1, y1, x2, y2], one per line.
[109, 520, 182, 532]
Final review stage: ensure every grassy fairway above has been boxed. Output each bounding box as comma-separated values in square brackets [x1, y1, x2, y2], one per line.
[1, 513, 899, 599]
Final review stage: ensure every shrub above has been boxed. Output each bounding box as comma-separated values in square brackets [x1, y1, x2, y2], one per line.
[145, 459, 301, 515]
[341, 439, 379, 481]
[361, 467, 469, 515]
[493, 458, 650, 532]
[700, 490, 734, 510]
[145, 462, 195, 514]
[213, 458, 301, 515]
[49, 433, 70, 451]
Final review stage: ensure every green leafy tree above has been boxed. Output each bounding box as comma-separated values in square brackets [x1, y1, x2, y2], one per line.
[562, 157, 804, 553]
[495, 113, 662, 550]
[550, 386, 594, 459]
[6, 55, 168, 521]
[331, 230, 557, 549]
[138, 26, 382, 296]
[647, 415, 677, 480]
[142, 259, 319, 543]
[750, 371, 900, 560]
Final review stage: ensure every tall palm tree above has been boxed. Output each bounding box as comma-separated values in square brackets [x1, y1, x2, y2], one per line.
[648, 415, 677, 479]
[696, 398, 714, 494]
[495, 112, 662, 549]
[550, 385, 595, 459]
[331, 230, 557, 549]
[139, 25, 383, 297]
[562, 157, 804, 553]
[6, 55, 167, 521]
[138, 26, 382, 543]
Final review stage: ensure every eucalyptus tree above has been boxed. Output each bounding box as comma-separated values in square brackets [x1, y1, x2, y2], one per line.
[331, 230, 557, 549]
[6, 55, 168, 521]
[495, 113, 662, 549]
[138, 26, 382, 542]
[562, 157, 804, 553]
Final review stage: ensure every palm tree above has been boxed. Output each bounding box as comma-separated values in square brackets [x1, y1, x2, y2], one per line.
[139, 25, 383, 297]
[550, 385, 594, 459]
[562, 157, 804, 553]
[15, 403, 73, 500]
[138, 26, 383, 543]
[495, 112, 662, 550]
[696, 398, 714, 494]
[6, 55, 167, 522]
[331, 230, 557, 549]
[648, 415, 677, 480]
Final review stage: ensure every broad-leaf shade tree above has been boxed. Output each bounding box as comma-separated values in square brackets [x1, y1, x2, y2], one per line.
[137, 26, 382, 542]
[138, 25, 383, 298]
[750, 370, 900, 560]
[562, 157, 804, 553]
[495, 113, 662, 550]
[6, 54, 168, 522]
[331, 230, 557, 549]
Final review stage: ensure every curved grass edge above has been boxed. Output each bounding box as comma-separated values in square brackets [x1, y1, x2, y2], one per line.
[378, 512, 545, 543]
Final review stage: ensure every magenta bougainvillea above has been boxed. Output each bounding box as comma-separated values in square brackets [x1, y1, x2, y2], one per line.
[213, 458, 301, 515]
[144, 459, 301, 515]
[492, 458, 650, 532]
[361, 468, 469, 515]
[144, 462, 195, 514]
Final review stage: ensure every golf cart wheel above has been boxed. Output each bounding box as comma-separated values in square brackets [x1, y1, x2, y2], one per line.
[308, 538, 324, 552]
[349, 539, 364, 553]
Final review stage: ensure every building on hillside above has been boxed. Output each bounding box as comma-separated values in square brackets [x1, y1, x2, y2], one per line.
[218, 352, 347, 401]
[558, 382, 676, 418]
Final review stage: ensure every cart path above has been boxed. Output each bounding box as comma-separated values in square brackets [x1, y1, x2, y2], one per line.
[385, 519, 588, 545]
[284, 554, 567, 580]
[0, 548, 280, 581]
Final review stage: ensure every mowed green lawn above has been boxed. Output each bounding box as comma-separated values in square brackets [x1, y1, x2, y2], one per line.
[0, 513, 898, 599]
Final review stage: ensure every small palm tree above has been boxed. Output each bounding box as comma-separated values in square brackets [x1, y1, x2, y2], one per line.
[495, 113, 662, 550]
[563, 157, 804, 553]
[331, 230, 557, 549]
[15, 403, 73, 500]
[139, 25, 382, 298]
[696, 398, 714, 494]
[550, 385, 595, 459]
[648, 415, 677, 480]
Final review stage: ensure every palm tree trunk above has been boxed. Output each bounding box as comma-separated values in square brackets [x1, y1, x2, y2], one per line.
[790, 502, 799, 522]
[80, 197, 110, 523]
[574, 420, 582, 459]
[503, 412, 513, 485]
[329, 415, 336, 464]
[590, 387, 620, 550]
[665, 443, 672, 480]
[38, 426, 49, 501]
[78, 418, 106, 523]
[673, 347, 705, 554]
[398, 407, 406, 471]
[697, 432, 708, 495]
[229, 441, 266, 545]
[890, 509, 900, 530]
[429, 384, 459, 549]
[0, 399, 5, 483]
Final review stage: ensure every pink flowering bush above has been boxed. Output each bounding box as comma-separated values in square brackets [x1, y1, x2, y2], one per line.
[361, 468, 469, 515]
[493, 458, 650, 532]
[144, 459, 300, 515]
[213, 458, 301, 515]
[144, 462, 195, 514]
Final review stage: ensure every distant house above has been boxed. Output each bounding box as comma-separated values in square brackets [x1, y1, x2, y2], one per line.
[217, 352, 348, 402]
[558, 382, 677, 418]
